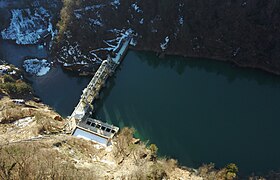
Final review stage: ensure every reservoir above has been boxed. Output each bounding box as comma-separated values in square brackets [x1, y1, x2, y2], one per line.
[94, 50, 280, 175]
[0, 39, 91, 116]
[1, 39, 280, 175]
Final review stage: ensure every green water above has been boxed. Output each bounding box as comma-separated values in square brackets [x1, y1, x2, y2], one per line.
[95, 50, 280, 175]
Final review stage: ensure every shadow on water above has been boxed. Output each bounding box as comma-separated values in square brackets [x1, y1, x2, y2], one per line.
[136, 51, 280, 88]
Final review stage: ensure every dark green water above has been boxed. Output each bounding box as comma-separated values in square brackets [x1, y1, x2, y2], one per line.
[95, 50, 280, 175]
[0, 39, 91, 116]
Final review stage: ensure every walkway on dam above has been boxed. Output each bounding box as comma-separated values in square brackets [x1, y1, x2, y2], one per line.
[67, 32, 132, 144]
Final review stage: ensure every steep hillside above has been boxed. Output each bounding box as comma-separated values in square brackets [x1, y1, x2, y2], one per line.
[52, 0, 280, 75]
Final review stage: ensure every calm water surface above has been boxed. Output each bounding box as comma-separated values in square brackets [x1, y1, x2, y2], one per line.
[94, 51, 280, 175]
[0, 39, 91, 116]
[2, 38, 280, 175]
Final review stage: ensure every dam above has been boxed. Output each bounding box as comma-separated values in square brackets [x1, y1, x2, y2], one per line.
[67, 32, 132, 146]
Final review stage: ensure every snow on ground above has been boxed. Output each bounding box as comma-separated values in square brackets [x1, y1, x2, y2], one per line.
[90, 29, 133, 61]
[111, 0, 120, 9]
[129, 38, 137, 46]
[14, 117, 34, 128]
[1, 7, 55, 44]
[0, 64, 19, 75]
[74, 5, 104, 28]
[179, 16, 184, 26]
[75, 4, 105, 14]
[23, 58, 51, 76]
[89, 18, 103, 27]
[160, 36, 170, 51]
[58, 40, 95, 66]
[131, 3, 142, 13]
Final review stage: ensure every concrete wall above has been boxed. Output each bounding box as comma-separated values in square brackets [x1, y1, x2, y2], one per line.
[73, 128, 109, 146]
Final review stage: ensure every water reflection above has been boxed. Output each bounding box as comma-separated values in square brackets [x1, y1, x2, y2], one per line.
[136, 51, 280, 87]
[0, 39, 91, 116]
[95, 50, 280, 175]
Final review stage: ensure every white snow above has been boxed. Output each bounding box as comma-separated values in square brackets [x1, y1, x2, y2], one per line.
[111, 0, 120, 8]
[233, 47, 240, 57]
[0, 64, 19, 75]
[74, 12, 82, 19]
[131, 3, 142, 13]
[179, 16, 184, 26]
[0, 65, 11, 74]
[89, 18, 103, 27]
[14, 117, 34, 128]
[160, 36, 170, 51]
[1, 7, 55, 45]
[23, 58, 51, 76]
[59, 40, 95, 64]
[75, 4, 105, 13]
[130, 38, 137, 46]
[90, 29, 133, 63]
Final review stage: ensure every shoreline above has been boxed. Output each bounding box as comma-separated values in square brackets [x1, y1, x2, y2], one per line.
[131, 46, 280, 77]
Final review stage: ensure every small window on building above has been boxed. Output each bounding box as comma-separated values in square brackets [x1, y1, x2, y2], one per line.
[111, 130, 116, 134]
[86, 121, 91, 125]
[91, 123, 96, 127]
[101, 126, 106, 131]
[105, 128, 111, 132]
[96, 124, 101, 129]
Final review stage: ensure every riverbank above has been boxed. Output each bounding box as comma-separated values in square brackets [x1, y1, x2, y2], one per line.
[51, 0, 280, 76]
[1, 0, 279, 76]
[0, 81, 235, 179]
[132, 46, 280, 76]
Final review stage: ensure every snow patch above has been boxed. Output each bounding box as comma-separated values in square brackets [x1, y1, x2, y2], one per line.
[14, 117, 34, 128]
[179, 16, 184, 26]
[0, 64, 19, 75]
[23, 58, 51, 76]
[75, 4, 105, 12]
[74, 12, 82, 19]
[90, 29, 133, 62]
[160, 36, 170, 51]
[131, 3, 142, 13]
[111, 0, 120, 8]
[233, 47, 240, 57]
[1, 7, 55, 45]
[130, 38, 137, 46]
[89, 18, 103, 27]
[59, 40, 95, 64]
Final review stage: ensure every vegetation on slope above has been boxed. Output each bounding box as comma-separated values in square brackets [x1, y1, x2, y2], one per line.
[53, 0, 280, 74]
[0, 125, 238, 179]
[0, 66, 32, 99]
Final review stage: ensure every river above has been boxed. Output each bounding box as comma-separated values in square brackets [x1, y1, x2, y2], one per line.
[1, 39, 280, 175]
